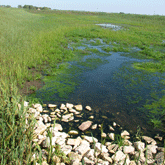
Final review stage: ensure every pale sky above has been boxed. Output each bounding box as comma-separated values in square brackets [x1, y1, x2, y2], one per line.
[1, 0, 165, 15]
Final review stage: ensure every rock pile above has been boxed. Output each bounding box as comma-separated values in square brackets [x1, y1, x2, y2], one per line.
[24, 101, 164, 165]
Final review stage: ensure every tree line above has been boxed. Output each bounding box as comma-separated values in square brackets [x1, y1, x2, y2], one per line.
[0, 5, 51, 10]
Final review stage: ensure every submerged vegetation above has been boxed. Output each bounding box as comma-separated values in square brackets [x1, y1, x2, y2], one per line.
[0, 6, 165, 163]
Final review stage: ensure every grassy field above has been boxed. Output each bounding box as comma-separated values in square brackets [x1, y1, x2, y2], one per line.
[0, 7, 165, 163]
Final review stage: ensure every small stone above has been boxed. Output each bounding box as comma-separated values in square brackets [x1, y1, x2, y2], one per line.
[83, 135, 98, 143]
[54, 123, 63, 131]
[85, 106, 92, 111]
[60, 103, 66, 110]
[113, 122, 116, 127]
[74, 104, 83, 111]
[101, 132, 107, 138]
[147, 144, 158, 154]
[24, 101, 29, 107]
[123, 146, 135, 154]
[129, 160, 136, 165]
[66, 103, 74, 109]
[108, 133, 115, 141]
[112, 150, 126, 163]
[74, 120, 79, 122]
[95, 142, 108, 153]
[155, 152, 164, 165]
[134, 141, 145, 151]
[75, 140, 90, 156]
[43, 110, 49, 113]
[55, 109, 61, 113]
[48, 104, 57, 108]
[142, 136, 157, 145]
[78, 121, 92, 131]
[89, 115, 94, 119]
[121, 130, 130, 138]
[91, 124, 97, 130]
[154, 134, 163, 141]
[61, 145, 72, 155]
[33, 103, 43, 112]
[109, 126, 115, 131]
[68, 130, 79, 135]
[67, 137, 81, 147]
[100, 153, 113, 164]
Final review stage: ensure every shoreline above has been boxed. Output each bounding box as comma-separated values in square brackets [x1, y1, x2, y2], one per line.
[24, 101, 164, 164]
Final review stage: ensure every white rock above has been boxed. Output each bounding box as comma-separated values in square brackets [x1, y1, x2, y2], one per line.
[34, 121, 47, 137]
[74, 104, 83, 111]
[109, 126, 115, 131]
[33, 104, 43, 112]
[89, 116, 94, 119]
[55, 109, 61, 113]
[67, 137, 81, 147]
[95, 142, 108, 153]
[142, 136, 157, 145]
[24, 101, 29, 107]
[78, 121, 92, 131]
[68, 130, 79, 135]
[101, 132, 107, 138]
[75, 140, 90, 156]
[83, 157, 95, 165]
[48, 104, 57, 108]
[112, 150, 126, 163]
[91, 124, 97, 130]
[121, 130, 130, 138]
[60, 103, 66, 110]
[61, 145, 72, 155]
[61, 113, 74, 122]
[108, 133, 115, 141]
[147, 144, 158, 154]
[123, 146, 135, 154]
[134, 141, 145, 152]
[83, 135, 98, 143]
[85, 106, 92, 111]
[51, 123, 63, 131]
[113, 122, 117, 127]
[66, 103, 74, 109]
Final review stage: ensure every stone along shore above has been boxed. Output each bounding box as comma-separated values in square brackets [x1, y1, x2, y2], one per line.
[22, 101, 164, 165]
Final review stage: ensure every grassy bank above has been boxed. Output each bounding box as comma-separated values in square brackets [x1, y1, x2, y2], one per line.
[0, 7, 165, 163]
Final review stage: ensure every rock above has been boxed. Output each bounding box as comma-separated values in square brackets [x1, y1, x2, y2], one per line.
[101, 132, 107, 138]
[66, 103, 74, 109]
[74, 120, 79, 122]
[142, 136, 157, 145]
[95, 142, 108, 153]
[52, 155, 61, 163]
[105, 142, 111, 147]
[123, 139, 132, 146]
[67, 137, 81, 147]
[33, 103, 43, 112]
[68, 130, 79, 135]
[89, 115, 94, 119]
[61, 145, 72, 155]
[123, 146, 135, 154]
[75, 140, 90, 156]
[147, 144, 158, 154]
[157, 147, 164, 152]
[74, 104, 83, 111]
[48, 104, 57, 108]
[85, 149, 95, 161]
[24, 101, 29, 107]
[60, 103, 66, 110]
[52, 131, 69, 139]
[113, 122, 117, 127]
[155, 134, 163, 141]
[83, 157, 95, 165]
[112, 150, 126, 163]
[53, 123, 63, 131]
[34, 121, 47, 137]
[107, 144, 116, 153]
[109, 126, 115, 131]
[155, 152, 164, 165]
[134, 141, 145, 152]
[108, 133, 115, 141]
[134, 151, 146, 163]
[61, 113, 74, 122]
[68, 152, 82, 164]
[50, 112, 55, 115]
[55, 109, 61, 113]
[69, 109, 79, 114]
[78, 121, 92, 131]
[91, 124, 97, 130]
[100, 153, 113, 164]
[42, 114, 49, 123]
[42, 161, 49, 165]
[121, 130, 130, 138]
[129, 160, 136, 165]
[83, 135, 98, 143]
[42, 137, 56, 148]
[85, 106, 92, 111]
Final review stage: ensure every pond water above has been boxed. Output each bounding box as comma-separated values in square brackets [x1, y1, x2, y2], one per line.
[32, 39, 165, 143]
[96, 24, 122, 31]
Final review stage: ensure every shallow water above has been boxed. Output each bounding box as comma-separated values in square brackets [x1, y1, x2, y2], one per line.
[33, 39, 165, 142]
[96, 23, 122, 31]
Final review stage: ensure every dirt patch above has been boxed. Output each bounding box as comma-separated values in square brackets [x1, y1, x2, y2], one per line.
[20, 79, 44, 95]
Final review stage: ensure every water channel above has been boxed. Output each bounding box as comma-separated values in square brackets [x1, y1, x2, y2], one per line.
[32, 38, 165, 143]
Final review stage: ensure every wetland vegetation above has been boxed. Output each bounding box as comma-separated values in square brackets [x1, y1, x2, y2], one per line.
[0, 6, 165, 163]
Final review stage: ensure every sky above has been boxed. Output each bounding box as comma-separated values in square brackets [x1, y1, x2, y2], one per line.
[1, 0, 165, 16]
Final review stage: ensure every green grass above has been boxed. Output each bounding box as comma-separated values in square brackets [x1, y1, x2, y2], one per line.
[1, 7, 165, 163]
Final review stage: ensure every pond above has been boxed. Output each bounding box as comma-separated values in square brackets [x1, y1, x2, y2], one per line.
[31, 39, 165, 143]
